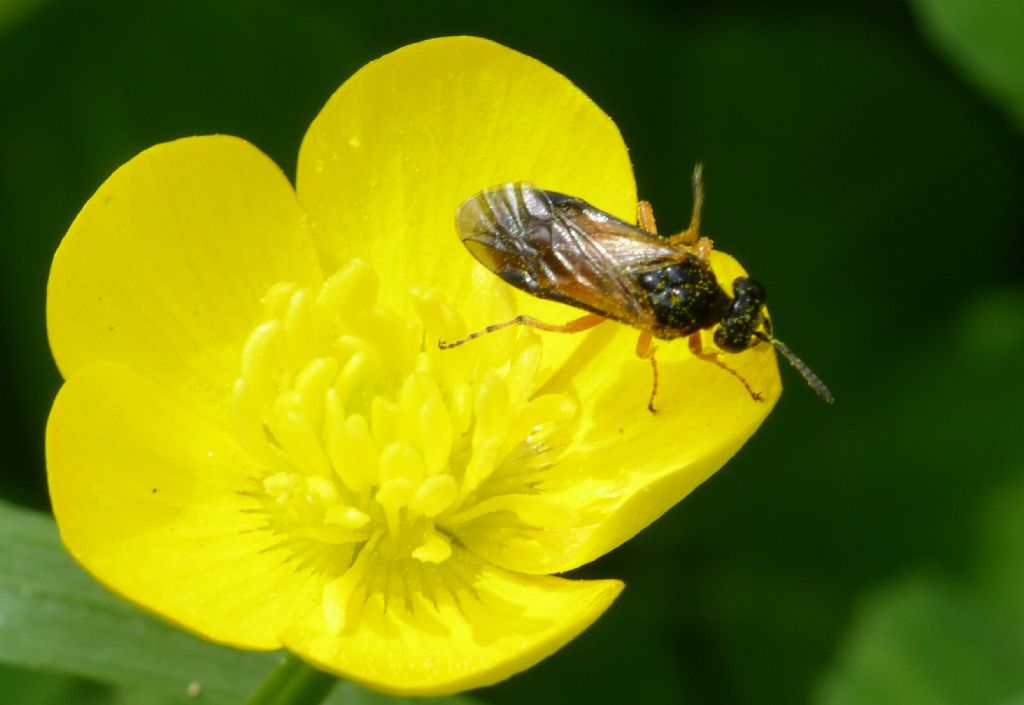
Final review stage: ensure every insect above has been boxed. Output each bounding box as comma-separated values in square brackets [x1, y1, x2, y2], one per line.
[439, 165, 832, 411]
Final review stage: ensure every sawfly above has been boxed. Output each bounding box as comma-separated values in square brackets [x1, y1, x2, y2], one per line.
[440, 165, 832, 411]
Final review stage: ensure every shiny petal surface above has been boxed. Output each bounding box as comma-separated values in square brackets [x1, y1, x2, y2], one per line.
[283, 549, 622, 696]
[46, 362, 325, 649]
[453, 251, 781, 574]
[297, 35, 636, 332]
[48, 136, 322, 421]
[298, 36, 780, 577]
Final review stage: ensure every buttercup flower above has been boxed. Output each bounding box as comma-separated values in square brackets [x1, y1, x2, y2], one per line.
[46, 37, 779, 695]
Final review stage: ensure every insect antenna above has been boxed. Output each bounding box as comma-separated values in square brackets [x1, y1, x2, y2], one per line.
[754, 331, 834, 404]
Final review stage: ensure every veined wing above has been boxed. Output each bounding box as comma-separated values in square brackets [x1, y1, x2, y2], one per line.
[456, 183, 687, 326]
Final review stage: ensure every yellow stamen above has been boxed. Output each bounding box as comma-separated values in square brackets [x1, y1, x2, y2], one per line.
[232, 260, 586, 631]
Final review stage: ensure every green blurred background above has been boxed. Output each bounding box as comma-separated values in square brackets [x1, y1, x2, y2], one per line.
[2, 0, 1023, 704]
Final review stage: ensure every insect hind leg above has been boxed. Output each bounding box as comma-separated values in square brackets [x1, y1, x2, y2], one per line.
[639, 171, 712, 257]
[667, 164, 713, 259]
[637, 200, 658, 234]
[438, 312, 605, 349]
[680, 163, 705, 245]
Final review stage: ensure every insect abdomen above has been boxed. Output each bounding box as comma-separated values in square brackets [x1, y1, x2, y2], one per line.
[634, 255, 730, 339]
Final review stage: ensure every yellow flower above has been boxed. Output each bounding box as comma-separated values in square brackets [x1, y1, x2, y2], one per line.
[45, 37, 779, 695]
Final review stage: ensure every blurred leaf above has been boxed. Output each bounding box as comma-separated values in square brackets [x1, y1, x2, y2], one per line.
[958, 288, 1024, 367]
[0, 501, 482, 705]
[912, 0, 1024, 130]
[0, 663, 208, 705]
[0, 500, 278, 702]
[0, 663, 107, 705]
[815, 576, 1024, 705]
[962, 290, 1024, 626]
[0, 0, 52, 37]
[976, 462, 1024, 627]
[481, 554, 697, 705]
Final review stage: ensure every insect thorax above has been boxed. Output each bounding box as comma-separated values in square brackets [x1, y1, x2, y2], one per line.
[634, 254, 731, 339]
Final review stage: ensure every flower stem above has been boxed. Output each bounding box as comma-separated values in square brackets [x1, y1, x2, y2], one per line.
[245, 653, 338, 705]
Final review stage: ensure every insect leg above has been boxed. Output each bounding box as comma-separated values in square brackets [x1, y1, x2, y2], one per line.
[694, 237, 714, 259]
[687, 162, 705, 241]
[637, 200, 658, 234]
[438, 312, 605, 349]
[687, 332, 763, 401]
[669, 163, 714, 258]
[635, 329, 660, 413]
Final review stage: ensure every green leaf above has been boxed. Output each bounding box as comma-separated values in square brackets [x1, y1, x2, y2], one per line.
[0, 0, 54, 37]
[912, 0, 1024, 130]
[815, 576, 1024, 705]
[0, 663, 107, 705]
[0, 500, 278, 702]
[976, 461, 1024, 626]
[0, 502, 483, 705]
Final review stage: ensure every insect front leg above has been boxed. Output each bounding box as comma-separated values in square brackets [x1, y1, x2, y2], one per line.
[687, 332, 763, 401]
[438, 312, 606, 349]
[637, 200, 658, 234]
[635, 329, 660, 413]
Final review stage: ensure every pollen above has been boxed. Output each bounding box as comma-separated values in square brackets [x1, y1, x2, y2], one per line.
[231, 260, 579, 633]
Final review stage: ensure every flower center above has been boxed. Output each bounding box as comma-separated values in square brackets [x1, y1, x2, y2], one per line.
[231, 260, 578, 574]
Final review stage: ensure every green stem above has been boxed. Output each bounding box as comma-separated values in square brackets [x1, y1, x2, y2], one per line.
[244, 652, 338, 705]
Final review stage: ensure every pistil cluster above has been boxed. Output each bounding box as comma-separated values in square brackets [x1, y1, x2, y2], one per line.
[231, 261, 578, 632]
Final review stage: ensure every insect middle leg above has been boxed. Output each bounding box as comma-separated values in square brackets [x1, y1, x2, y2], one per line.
[438, 312, 606, 349]
[688, 332, 762, 401]
[635, 329, 660, 413]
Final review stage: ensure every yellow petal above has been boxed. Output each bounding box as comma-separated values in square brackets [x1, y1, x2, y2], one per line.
[48, 136, 322, 420]
[297, 36, 636, 336]
[46, 361, 326, 649]
[283, 549, 622, 695]
[454, 251, 781, 574]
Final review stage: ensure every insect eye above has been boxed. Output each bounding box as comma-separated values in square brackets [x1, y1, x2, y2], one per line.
[714, 321, 753, 352]
[731, 276, 766, 302]
[714, 277, 768, 352]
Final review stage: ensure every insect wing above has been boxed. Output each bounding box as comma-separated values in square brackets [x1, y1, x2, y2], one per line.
[456, 183, 682, 325]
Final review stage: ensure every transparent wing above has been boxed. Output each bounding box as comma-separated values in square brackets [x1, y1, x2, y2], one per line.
[456, 183, 686, 326]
